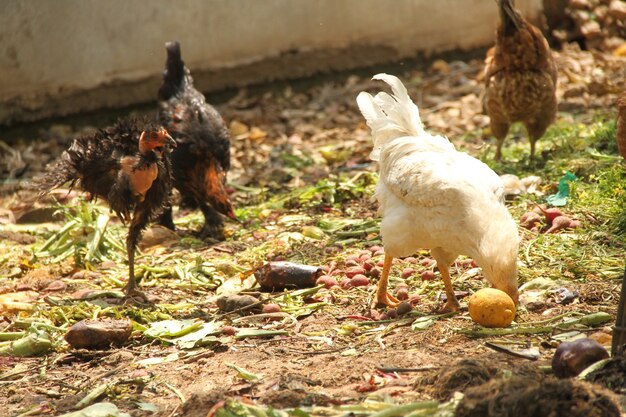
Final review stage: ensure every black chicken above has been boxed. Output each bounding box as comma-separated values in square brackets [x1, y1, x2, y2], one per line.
[33, 117, 176, 298]
[157, 41, 235, 240]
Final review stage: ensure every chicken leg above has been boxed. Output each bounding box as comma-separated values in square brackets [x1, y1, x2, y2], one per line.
[491, 120, 510, 161]
[374, 253, 400, 307]
[199, 202, 226, 240]
[438, 263, 460, 312]
[124, 206, 151, 302]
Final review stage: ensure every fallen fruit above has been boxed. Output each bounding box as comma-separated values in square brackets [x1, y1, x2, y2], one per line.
[315, 275, 338, 289]
[552, 338, 609, 378]
[262, 303, 282, 313]
[520, 211, 543, 229]
[349, 275, 370, 287]
[362, 260, 374, 271]
[345, 259, 360, 267]
[222, 326, 237, 336]
[535, 204, 563, 224]
[421, 270, 436, 281]
[468, 288, 516, 328]
[346, 266, 366, 278]
[397, 301, 412, 315]
[402, 268, 416, 279]
[369, 267, 381, 278]
[339, 278, 352, 289]
[546, 215, 577, 233]
[396, 288, 409, 300]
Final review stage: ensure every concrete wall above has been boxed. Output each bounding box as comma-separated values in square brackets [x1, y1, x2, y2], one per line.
[0, 0, 542, 125]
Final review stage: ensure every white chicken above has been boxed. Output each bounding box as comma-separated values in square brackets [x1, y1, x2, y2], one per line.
[356, 74, 519, 311]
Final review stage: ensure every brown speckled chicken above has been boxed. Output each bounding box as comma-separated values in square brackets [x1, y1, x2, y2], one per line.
[484, 0, 558, 160]
[617, 92, 626, 161]
[157, 41, 235, 240]
[33, 117, 176, 299]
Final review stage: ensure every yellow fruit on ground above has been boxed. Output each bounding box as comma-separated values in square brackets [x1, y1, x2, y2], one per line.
[468, 288, 516, 328]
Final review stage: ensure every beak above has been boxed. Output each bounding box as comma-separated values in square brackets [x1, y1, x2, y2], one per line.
[227, 209, 241, 223]
[166, 133, 177, 148]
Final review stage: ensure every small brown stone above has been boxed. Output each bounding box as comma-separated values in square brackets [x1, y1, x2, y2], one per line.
[44, 280, 67, 292]
[64, 319, 132, 349]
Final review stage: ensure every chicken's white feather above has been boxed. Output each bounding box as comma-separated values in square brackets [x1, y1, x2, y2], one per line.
[356, 73, 520, 304]
[356, 74, 425, 161]
[371, 74, 423, 135]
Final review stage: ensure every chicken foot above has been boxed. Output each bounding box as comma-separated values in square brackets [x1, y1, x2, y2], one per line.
[438, 263, 460, 312]
[374, 253, 400, 308]
[199, 203, 225, 241]
[157, 206, 176, 231]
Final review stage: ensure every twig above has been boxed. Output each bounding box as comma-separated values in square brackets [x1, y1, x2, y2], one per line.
[75, 381, 112, 409]
[523, 311, 582, 326]
[0, 331, 26, 341]
[90, 364, 127, 383]
[484, 341, 540, 360]
[458, 325, 553, 337]
[167, 404, 180, 417]
[289, 346, 348, 355]
[524, 237, 539, 266]
[557, 311, 611, 329]
[0, 363, 48, 382]
[14, 405, 49, 417]
[232, 312, 298, 328]
[183, 350, 215, 364]
[162, 381, 185, 403]
[459, 312, 611, 338]
[375, 365, 438, 373]
[235, 329, 289, 339]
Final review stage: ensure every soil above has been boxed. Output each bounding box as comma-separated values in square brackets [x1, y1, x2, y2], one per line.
[0, 43, 625, 417]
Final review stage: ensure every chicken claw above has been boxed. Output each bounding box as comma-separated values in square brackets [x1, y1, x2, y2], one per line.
[375, 291, 400, 308]
[122, 287, 152, 304]
[373, 254, 400, 308]
[439, 298, 461, 313]
[438, 264, 460, 312]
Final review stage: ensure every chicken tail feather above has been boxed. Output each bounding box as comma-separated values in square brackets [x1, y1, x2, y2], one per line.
[30, 152, 79, 198]
[158, 41, 186, 100]
[356, 73, 424, 161]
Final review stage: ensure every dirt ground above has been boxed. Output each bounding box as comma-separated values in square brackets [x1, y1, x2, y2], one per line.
[1, 42, 626, 417]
